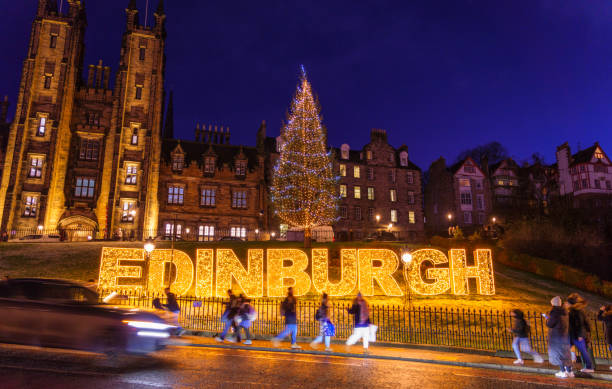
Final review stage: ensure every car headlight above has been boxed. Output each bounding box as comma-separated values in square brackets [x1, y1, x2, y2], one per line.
[122, 320, 174, 330]
[136, 331, 170, 338]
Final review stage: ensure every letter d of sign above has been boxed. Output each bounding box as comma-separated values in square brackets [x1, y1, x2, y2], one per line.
[147, 249, 194, 296]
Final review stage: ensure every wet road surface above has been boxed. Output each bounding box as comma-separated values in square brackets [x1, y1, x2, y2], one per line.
[1, 343, 611, 389]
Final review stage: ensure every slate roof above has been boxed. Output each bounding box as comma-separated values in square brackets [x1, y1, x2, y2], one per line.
[330, 146, 422, 171]
[571, 145, 598, 165]
[161, 139, 261, 170]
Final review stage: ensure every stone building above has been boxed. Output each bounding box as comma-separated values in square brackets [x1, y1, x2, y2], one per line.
[425, 156, 493, 233]
[556, 142, 612, 209]
[157, 124, 268, 241]
[0, 97, 10, 184]
[0, 0, 166, 240]
[332, 129, 424, 241]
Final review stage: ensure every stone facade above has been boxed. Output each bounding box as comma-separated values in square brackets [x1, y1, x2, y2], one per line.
[0, 0, 165, 240]
[156, 124, 268, 241]
[332, 129, 424, 241]
[425, 156, 493, 233]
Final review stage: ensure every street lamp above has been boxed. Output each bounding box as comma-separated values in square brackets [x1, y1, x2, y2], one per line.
[387, 223, 393, 231]
[271, 231, 276, 240]
[447, 213, 453, 237]
[37, 225, 43, 232]
[401, 247, 413, 308]
[492, 217, 496, 224]
[143, 237, 155, 293]
[255, 228, 259, 241]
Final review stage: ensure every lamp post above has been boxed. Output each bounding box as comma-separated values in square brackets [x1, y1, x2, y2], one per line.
[375, 214, 381, 236]
[143, 237, 155, 294]
[447, 213, 453, 237]
[255, 228, 259, 241]
[401, 247, 413, 308]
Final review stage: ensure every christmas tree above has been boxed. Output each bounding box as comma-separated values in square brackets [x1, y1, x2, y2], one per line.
[271, 68, 339, 244]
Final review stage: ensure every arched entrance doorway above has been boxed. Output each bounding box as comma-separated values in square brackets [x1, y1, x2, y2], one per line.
[58, 214, 98, 242]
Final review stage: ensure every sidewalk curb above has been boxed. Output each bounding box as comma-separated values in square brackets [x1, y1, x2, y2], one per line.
[174, 340, 612, 382]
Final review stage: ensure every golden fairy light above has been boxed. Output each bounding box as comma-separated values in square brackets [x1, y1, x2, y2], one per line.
[267, 248, 312, 297]
[147, 249, 194, 296]
[408, 249, 451, 295]
[357, 249, 402, 296]
[215, 249, 264, 297]
[311, 248, 358, 296]
[98, 247, 144, 292]
[195, 249, 214, 297]
[450, 249, 495, 295]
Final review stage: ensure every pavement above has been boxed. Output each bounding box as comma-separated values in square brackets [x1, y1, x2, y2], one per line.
[177, 332, 612, 382]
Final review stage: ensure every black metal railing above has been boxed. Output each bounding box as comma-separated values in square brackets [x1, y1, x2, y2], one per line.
[98, 289, 612, 360]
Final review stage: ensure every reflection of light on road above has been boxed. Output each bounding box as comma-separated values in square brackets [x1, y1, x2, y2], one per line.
[200, 349, 364, 367]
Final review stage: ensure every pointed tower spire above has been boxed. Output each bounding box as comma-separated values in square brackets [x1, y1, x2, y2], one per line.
[154, 0, 166, 35]
[126, 0, 139, 29]
[156, 0, 164, 14]
[163, 90, 174, 139]
[128, 0, 137, 9]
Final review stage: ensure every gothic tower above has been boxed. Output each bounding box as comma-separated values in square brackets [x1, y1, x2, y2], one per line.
[0, 0, 86, 234]
[103, 0, 166, 238]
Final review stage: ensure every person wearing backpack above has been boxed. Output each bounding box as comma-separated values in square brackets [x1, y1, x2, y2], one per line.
[272, 287, 301, 349]
[216, 289, 239, 342]
[508, 309, 543, 365]
[235, 296, 257, 345]
[310, 293, 334, 352]
[567, 294, 595, 373]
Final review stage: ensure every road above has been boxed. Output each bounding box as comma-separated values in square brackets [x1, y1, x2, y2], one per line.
[1, 343, 610, 389]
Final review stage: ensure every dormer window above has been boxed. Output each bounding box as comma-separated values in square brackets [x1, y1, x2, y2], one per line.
[595, 149, 604, 159]
[172, 154, 184, 172]
[236, 160, 247, 176]
[204, 156, 216, 174]
[341, 144, 350, 160]
[400, 151, 408, 167]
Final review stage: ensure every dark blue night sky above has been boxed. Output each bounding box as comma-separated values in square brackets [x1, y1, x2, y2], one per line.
[1, 0, 611, 169]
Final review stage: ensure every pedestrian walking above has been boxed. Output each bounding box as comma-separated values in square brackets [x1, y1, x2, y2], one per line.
[235, 295, 257, 345]
[272, 287, 301, 349]
[597, 304, 612, 370]
[346, 292, 371, 354]
[310, 293, 335, 352]
[566, 293, 595, 373]
[162, 287, 183, 335]
[216, 289, 239, 342]
[508, 309, 543, 364]
[544, 296, 573, 378]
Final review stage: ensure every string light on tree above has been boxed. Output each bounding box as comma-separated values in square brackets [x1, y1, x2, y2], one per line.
[271, 67, 339, 244]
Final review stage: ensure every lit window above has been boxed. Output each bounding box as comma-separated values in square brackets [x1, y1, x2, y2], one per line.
[121, 201, 136, 222]
[340, 184, 347, 198]
[389, 189, 397, 202]
[230, 226, 246, 239]
[459, 179, 471, 187]
[28, 156, 44, 178]
[23, 195, 38, 217]
[125, 165, 138, 185]
[168, 186, 184, 204]
[406, 171, 413, 184]
[139, 47, 146, 61]
[367, 167, 374, 180]
[198, 225, 215, 242]
[408, 211, 415, 224]
[339, 206, 347, 219]
[135, 86, 143, 100]
[594, 150, 604, 159]
[236, 160, 246, 176]
[463, 212, 472, 224]
[50, 34, 57, 48]
[367, 187, 375, 200]
[201, 188, 216, 207]
[79, 139, 99, 161]
[44, 75, 52, 89]
[354, 186, 361, 199]
[165, 223, 183, 237]
[37, 117, 46, 136]
[390, 209, 398, 223]
[339, 164, 346, 177]
[354, 166, 360, 178]
[75, 177, 95, 198]
[366, 150, 372, 160]
[407, 191, 414, 204]
[460, 192, 472, 205]
[131, 128, 138, 145]
[232, 190, 247, 208]
[354, 207, 362, 220]
[204, 157, 216, 174]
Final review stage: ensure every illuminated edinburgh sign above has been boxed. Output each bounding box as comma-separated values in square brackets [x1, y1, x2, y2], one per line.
[98, 248, 495, 297]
